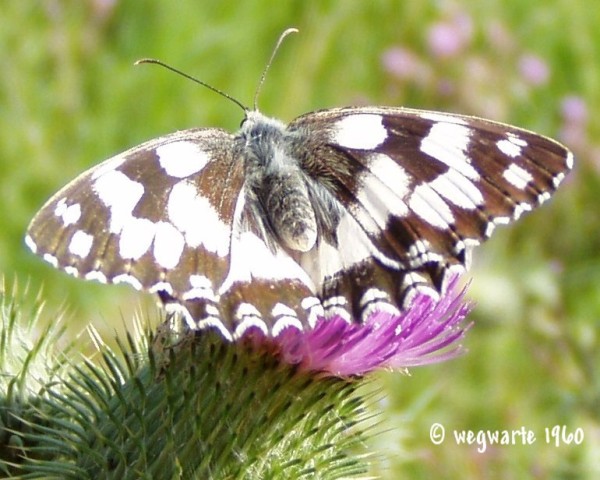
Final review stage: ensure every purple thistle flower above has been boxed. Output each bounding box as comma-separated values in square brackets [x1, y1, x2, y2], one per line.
[246, 276, 472, 376]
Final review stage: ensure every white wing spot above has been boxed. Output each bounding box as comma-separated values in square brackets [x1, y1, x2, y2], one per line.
[153, 221, 185, 269]
[272, 302, 298, 319]
[93, 170, 144, 234]
[429, 169, 484, 209]
[54, 200, 82, 226]
[149, 282, 174, 295]
[24, 235, 37, 253]
[63, 203, 81, 225]
[453, 238, 477, 268]
[113, 273, 143, 290]
[272, 317, 303, 337]
[85, 270, 107, 283]
[409, 183, 454, 228]
[167, 180, 230, 257]
[337, 212, 397, 268]
[513, 202, 532, 220]
[418, 112, 468, 125]
[401, 271, 429, 288]
[503, 164, 533, 190]
[164, 303, 196, 330]
[43, 253, 58, 268]
[183, 275, 217, 301]
[361, 300, 400, 323]
[332, 114, 387, 149]
[553, 172, 566, 188]
[234, 318, 268, 340]
[355, 154, 410, 232]
[54, 199, 66, 216]
[196, 318, 233, 341]
[497, 138, 522, 157]
[566, 151, 574, 170]
[359, 288, 389, 307]
[119, 217, 156, 260]
[537, 191, 551, 204]
[64, 266, 79, 277]
[368, 153, 411, 198]
[420, 122, 478, 180]
[306, 212, 402, 281]
[322, 296, 352, 322]
[323, 296, 347, 308]
[507, 132, 527, 146]
[156, 141, 211, 178]
[407, 240, 443, 268]
[489, 216, 511, 237]
[219, 230, 315, 296]
[301, 296, 325, 328]
[234, 303, 262, 321]
[68, 231, 93, 258]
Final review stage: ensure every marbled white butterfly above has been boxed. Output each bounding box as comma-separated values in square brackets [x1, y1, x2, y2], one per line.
[25, 30, 573, 341]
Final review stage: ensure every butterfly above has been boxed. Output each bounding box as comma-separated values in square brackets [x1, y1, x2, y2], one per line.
[25, 33, 573, 341]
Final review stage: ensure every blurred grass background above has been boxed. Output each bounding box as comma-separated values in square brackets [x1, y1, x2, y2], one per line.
[1, 0, 598, 478]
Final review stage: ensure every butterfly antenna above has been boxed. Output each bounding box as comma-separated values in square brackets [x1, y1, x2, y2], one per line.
[253, 27, 299, 111]
[135, 58, 249, 113]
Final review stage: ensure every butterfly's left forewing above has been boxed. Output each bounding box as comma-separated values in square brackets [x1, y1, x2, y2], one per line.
[26, 127, 321, 339]
[289, 107, 573, 319]
[27, 128, 239, 293]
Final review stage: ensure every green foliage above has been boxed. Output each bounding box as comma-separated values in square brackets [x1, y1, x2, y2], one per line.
[2, 297, 370, 479]
[0, 279, 71, 477]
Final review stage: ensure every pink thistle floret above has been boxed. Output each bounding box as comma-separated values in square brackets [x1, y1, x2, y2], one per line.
[269, 277, 472, 376]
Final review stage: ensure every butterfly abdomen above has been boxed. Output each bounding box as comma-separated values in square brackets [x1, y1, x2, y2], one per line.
[259, 170, 317, 252]
[241, 111, 319, 253]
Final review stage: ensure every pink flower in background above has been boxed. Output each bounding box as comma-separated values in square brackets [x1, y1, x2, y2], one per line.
[381, 47, 424, 80]
[560, 95, 588, 150]
[427, 13, 473, 59]
[561, 95, 588, 125]
[518, 54, 550, 86]
[92, 0, 117, 19]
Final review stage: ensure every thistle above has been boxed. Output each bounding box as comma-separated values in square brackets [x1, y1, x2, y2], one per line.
[1, 277, 470, 479]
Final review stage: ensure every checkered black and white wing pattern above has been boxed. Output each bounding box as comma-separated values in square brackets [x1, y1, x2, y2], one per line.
[26, 105, 572, 340]
[25, 128, 319, 340]
[289, 107, 573, 321]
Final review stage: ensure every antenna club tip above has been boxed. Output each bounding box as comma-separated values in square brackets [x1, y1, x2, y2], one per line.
[280, 27, 299, 40]
[134, 58, 159, 66]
